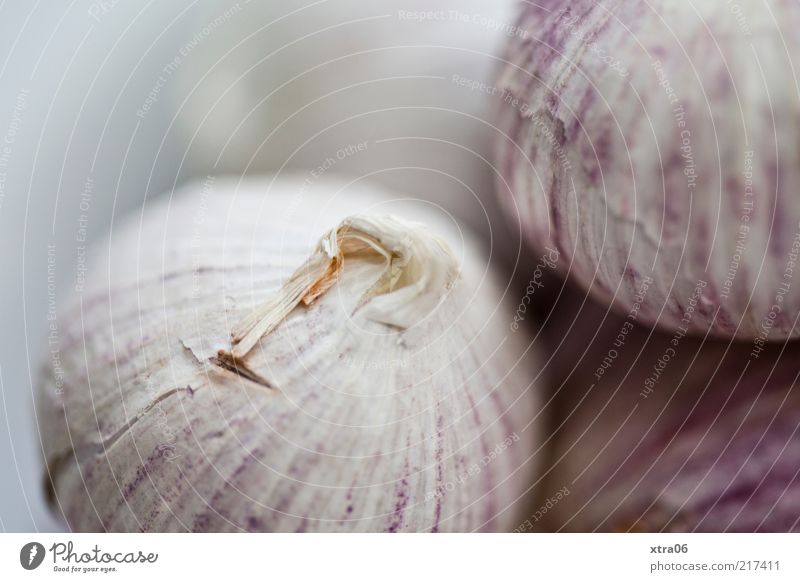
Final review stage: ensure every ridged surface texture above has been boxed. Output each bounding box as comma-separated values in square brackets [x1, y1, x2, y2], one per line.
[37, 176, 544, 532]
[496, 0, 800, 339]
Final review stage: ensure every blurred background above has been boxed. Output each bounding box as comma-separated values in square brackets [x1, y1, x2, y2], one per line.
[0, 0, 525, 531]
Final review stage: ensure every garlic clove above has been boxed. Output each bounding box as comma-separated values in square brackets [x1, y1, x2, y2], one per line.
[38, 176, 546, 532]
[496, 1, 800, 339]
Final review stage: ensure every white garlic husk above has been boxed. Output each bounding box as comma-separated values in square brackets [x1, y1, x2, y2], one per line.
[537, 288, 800, 532]
[38, 176, 544, 532]
[496, 1, 800, 339]
[170, 0, 520, 255]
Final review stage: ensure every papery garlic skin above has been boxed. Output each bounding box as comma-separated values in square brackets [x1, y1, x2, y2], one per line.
[496, 0, 800, 339]
[226, 214, 461, 359]
[37, 177, 544, 532]
[540, 288, 800, 532]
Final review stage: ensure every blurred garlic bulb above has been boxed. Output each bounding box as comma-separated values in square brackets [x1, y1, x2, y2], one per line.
[38, 176, 544, 532]
[496, 0, 800, 338]
[537, 287, 800, 532]
[170, 0, 520, 257]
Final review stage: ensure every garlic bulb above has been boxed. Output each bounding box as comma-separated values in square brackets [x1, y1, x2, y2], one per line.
[537, 288, 800, 532]
[171, 0, 520, 256]
[496, 1, 800, 339]
[37, 176, 544, 532]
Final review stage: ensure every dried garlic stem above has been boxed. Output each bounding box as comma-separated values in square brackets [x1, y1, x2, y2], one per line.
[225, 215, 460, 360]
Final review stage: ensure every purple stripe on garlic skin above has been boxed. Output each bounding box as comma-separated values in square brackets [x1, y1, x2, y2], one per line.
[540, 285, 800, 532]
[496, 0, 800, 339]
[36, 176, 546, 532]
